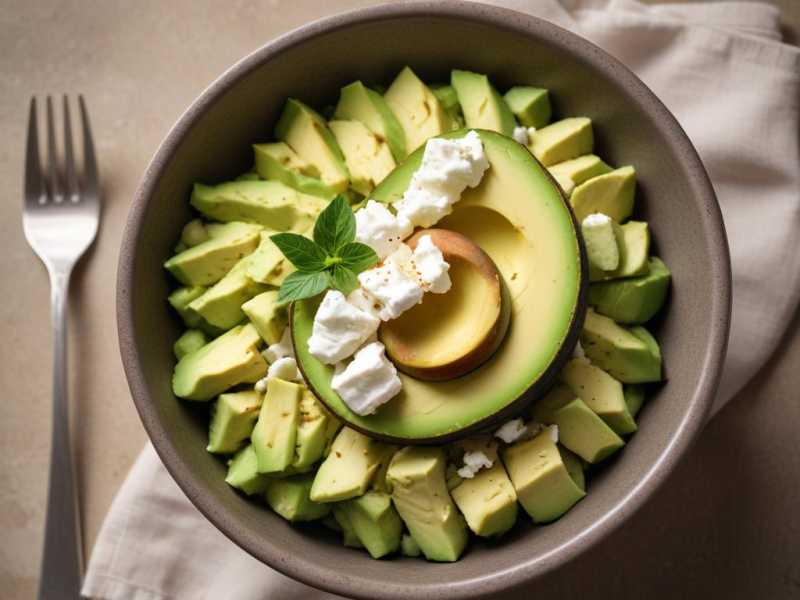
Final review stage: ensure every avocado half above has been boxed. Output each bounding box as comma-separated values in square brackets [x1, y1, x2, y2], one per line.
[292, 129, 587, 444]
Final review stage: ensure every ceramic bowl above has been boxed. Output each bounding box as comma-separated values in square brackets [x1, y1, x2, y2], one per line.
[117, 2, 731, 598]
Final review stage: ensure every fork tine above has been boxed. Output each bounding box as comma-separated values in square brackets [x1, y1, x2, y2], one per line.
[78, 96, 99, 196]
[46, 96, 62, 202]
[24, 97, 45, 205]
[62, 96, 79, 202]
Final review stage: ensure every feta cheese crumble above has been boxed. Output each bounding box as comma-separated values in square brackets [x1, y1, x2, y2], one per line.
[330, 342, 402, 415]
[411, 235, 451, 294]
[307, 290, 380, 365]
[457, 450, 494, 479]
[548, 424, 559, 443]
[512, 126, 529, 146]
[358, 260, 424, 321]
[354, 200, 413, 260]
[572, 340, 585, 358]
[494, 418, 528, 444]
[255, 356, 302, 392]
[262, 327, 294, 364]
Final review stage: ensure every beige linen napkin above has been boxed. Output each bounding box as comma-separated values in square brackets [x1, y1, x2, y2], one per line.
[83, 1, 800, 598]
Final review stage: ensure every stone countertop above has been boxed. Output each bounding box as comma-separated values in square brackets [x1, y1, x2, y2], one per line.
[1, 1, 798, 598]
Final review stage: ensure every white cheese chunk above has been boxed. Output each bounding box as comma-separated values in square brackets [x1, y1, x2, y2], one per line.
[456, 449, 494, 479]
[330, 342, 402, 415]
[346, 288, 382, 320]
[262, 327, 294, 364]
[494, 418, 528, 444]
[307, 290, 380, 365]
[512, 126, 529, 145]
[358, 260, 423, 321]
[354, 199, 413, 260]
[411, 235, 451, 294]
[572, 340, 586, 358]
[548, 424, 559, 443]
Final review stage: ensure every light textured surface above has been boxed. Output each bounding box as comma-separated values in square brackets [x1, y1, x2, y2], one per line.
[0, 1, 798, 598]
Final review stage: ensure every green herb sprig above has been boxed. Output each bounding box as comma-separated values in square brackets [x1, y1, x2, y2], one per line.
[271, 196, 378, 305]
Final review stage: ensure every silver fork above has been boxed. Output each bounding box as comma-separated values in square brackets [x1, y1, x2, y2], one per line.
[24, 96, 100, 600]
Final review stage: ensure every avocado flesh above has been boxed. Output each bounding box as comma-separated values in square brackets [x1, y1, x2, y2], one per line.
[265, 473, 331, 522]
[241, 290, 287, 345]
[191, 180, 328, 231]
[531, 384, 624, 463]
[581, 309, 662, 383]
[168, 286, 222, 336]
[164, 221, 262, 287]
[528, 118, 593, 166]
[225, 444, 268, 496]
[571, 166, 636, 223]
[400, 534, 421, 557]
[334, 81, 407, 162]
[207, 390, 263, 454]
[451, 70, 515, 137]
[502, 428, 586, 523]
[451, 461, 517, 538]
[582, 216, 621, 272]
[503, 86, 551, 129]
[294, 130, 583, 442]
[338, 490, 403, 559]
[386, 447, 468, 562]
[251, 378, 303, 474]
[173, 329, 207, 360]
[310, 427, 394, 503]
[275, 99, 350, 193]
[188, 257, 267, 330]
[590, 221, 651, 282]
[547, 154, 612, 197]
[291, 388, 331, 470]
[253, 142, 335, 200]
[560, 446, 586, 492]
[560, 358, 637, 435]
[590, 257, 670, 323]
[332, 505, 365, 549]
[172, 324, 265, 401]
[430, 84, 464, 128]
[329, 119, 396, 196]
[384, 67, 453, 153]
[624, 385, 646, 419]
[245, 230, 299, 286]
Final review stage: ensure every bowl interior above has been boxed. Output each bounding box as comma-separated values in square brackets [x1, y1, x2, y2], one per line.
[118, 4, 729, 599]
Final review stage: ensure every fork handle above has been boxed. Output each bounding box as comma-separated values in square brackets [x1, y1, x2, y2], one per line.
[38, 268, 83, 600]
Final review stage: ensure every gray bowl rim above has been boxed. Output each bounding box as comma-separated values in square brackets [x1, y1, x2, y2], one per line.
[116, 2, 732, 598]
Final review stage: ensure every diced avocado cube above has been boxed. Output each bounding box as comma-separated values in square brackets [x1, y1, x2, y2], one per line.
[429, 83, 464, 128]
[400, 534, 421, 557]
[386, 447, 468, 563]
[547, 154, 612, 196]
[187, 257, 267, 330]
[235, 171, 260, 181]
[207, 390, 263, 454]
[265, 473, 331, 522]
[560, 446, 586, 492]
[180, 219, 209, 248]
[528, 117, 593, 166]
[191, 180, 327, 232]
[329, 119, 396, 196]
[172, 324, 266, 401]
[168, 286, 207, 328]
[334, 81, 407, 162]
[445, 463, 463, 492]
[385, 67, 454, 153]
[503, 86, 551, 129]
[591, 221, 650, 282]
[338, 490, 403, 559]
[241, 290, 287, 345]
[164, 221, 262, 286]
[624, 385, 646, 419]
[173, 329, 208, 360]
[531, 384, 624, 463]
[225, 444, 269, 495]
[332, 505, 365, 549]
[582, 214, 621, 272]
[560, 358, 637, 435]
[244, 230, 296, 286]
[451, 69, 515, 137]
[253, 142, 335, 200]
[251, 378, 303, 474]
[571, 165, 636, 223]
[291, 388, 331, 470]
[451, 462, 517, 538]
[275, 99, 350, 194]
[502, 428, 586, 523]
[630, 325, 663, 367]
[581, 309, 662, 383]
[321, 514, 342, 533]
[589, 256, 671, 323]
[310, 428, 394, 503]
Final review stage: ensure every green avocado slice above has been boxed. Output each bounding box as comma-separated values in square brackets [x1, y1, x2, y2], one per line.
[451, 70, 515, 137]
[590, 221, 650, 282]
[294, 129, 584, 443]
[265, 473, 331, 522]
[451, 461, 517, 538]
[589, 256, 671, 323]
[571, 166, 636, 223]
[253, 142, 335, 200]
[225, 444, 268, 496]
[528, 118, 593, 166]
[207, 390, 263, 454]
[251, 378, 303, 474]
[503, 86, 551, 129]
[430, 84, 464, 129]
[337, 491, 403, 559]
[173, 329, 207, 360]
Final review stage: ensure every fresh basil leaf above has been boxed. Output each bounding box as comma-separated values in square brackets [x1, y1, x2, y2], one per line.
[329, 264, 359, 295]
[313, 195, 355, 255]
[338, 242, 379, 274]
[270, 233, 327, 272]
[276, 270, 331, 305]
